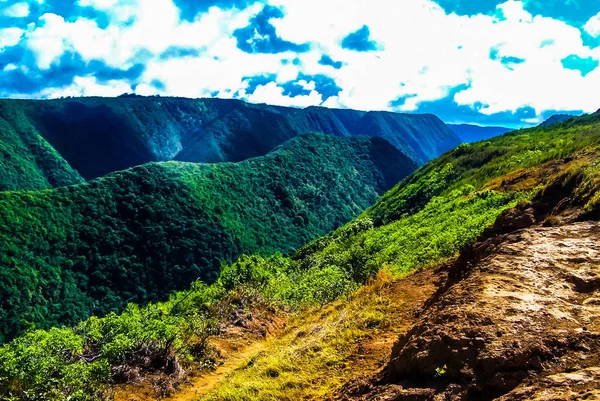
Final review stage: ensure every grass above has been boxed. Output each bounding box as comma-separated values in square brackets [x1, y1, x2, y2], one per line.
[198, 112, 600, 400]
[202, 267, 413, 401]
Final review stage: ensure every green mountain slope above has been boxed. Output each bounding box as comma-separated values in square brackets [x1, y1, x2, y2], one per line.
[2, 112, 599, 401]
[0, 134, 415, 343]
[538, 113, 579, 127]
[0, 96, 459, 182]
[298, 112, 600, 281]
[0, 102, 83, 191]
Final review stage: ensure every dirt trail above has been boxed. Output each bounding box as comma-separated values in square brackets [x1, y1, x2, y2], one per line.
[114, 338, 269, 401]
[165, 340, 267, 401]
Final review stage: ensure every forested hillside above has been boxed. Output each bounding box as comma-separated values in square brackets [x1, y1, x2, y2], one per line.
[0, 134, 415, 343]
[0, 102, 83, 191]
[0, 96, 459, 183]
[539, 113, 579, 127]
[2, 111, 598, 401]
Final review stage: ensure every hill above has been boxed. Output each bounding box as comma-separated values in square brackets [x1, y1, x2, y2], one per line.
[3, 112, 600, 400]
[0, 133, 415, 343]
[0, 97, 459, 182]
[0, 101, 83, 191]
[199, 110, 600, 400]
[538, 113, 579, 127]
[447, 123, 512, 143]
[339, 218, 600, 400]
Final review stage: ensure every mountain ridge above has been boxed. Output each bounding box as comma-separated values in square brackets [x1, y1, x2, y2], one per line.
[0, 96, 460, 186]
[447, 123, 513, 143]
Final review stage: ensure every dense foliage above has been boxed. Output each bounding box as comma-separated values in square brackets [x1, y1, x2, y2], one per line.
[2, 112, 600, 400]
[0, 102, 83, 191]
[0, 134, 413, 343]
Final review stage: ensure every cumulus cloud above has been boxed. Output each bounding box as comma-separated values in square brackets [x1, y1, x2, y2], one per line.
[2, 2, 30, 17]
[0, 27, 23, 50]
[0, 0, 598, 125]
[584, 12, 600, 38]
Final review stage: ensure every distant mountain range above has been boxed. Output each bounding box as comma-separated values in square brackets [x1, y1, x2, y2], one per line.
[447, 124, 513, 143]
[0, 97, 460, 191]
[538, 114, 579, 127]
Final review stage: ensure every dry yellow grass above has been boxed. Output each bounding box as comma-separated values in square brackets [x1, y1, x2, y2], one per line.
[198, 267, 436, 401]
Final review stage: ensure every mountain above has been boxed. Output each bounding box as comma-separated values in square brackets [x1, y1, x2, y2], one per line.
[447, 123, 512, 143]
[4, 111, 600, 400]
[0, 97, 459, 186]
[0, 101, 83, 191]
[0, 133, 416, 343]
[538, 113, 579, 127]
[199, 110, 600, 400]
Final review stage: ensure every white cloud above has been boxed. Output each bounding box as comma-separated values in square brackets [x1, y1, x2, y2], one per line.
[12, 0, 600, 123]
[246, 81, 323, 107]
[0, 27, 23, 50]
[2, 2, 30, 18]
[42, 76, 133, 98]
[26, 13, 68, 69]
[584, 12, 600, 38]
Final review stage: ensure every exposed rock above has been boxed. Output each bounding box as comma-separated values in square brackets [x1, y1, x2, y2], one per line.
[335, 221, 600, 400]
[497, 367, 600, 400]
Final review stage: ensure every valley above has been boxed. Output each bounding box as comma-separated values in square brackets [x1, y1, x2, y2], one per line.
[0, 0, 598, 399]
[2, 105, 599, 400]
[0, 97, 459, 188]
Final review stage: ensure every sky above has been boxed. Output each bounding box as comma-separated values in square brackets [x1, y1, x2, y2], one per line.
[0, 0, 599, 126]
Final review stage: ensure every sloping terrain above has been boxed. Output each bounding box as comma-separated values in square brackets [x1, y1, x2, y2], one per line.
[539, 113, 579, 127]
[2, 111, 600, 401]
[198, 111, 600, 400]
[447, 123, 512, 143]
[0, 134, 415, 343]
[335, 211, 600, 400]
[0, 96, 459, 181]
[0, 101, 83, 191]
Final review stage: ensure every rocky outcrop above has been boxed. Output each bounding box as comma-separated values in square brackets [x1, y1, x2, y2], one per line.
[336, 218, 600, 400]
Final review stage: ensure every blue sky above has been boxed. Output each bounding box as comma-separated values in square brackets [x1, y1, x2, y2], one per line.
[0, 0, 599, 126]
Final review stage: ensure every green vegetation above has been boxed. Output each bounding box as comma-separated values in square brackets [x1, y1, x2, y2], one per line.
[0, 96, 458, 182]
[0, 134, 413, 343]
[2, 112, 600, 400]
[0, 102, 83, 191]
[199, 112, 600, 401]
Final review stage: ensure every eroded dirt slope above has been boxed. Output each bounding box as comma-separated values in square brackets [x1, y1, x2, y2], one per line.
[336, 218, 600, 400]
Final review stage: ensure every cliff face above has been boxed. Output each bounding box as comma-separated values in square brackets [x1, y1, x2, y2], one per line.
[0, 97, 459, 182]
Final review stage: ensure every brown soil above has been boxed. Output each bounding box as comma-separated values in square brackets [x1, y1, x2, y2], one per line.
[334, 215, 600, 400]
[342, 269, 441, 381]
[162, 339, 267, 401]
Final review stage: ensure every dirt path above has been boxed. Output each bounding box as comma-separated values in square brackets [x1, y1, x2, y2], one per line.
[165, 340, 267, 401]
[195, 268, 439, 400]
